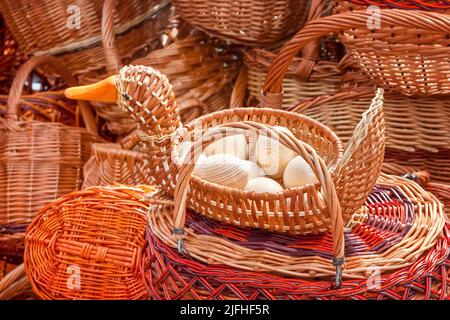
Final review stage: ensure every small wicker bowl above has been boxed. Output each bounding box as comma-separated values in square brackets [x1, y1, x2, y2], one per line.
[170, 108, 344, 235]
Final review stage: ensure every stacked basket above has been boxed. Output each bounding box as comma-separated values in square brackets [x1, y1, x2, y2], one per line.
[1, 0, 448, 301]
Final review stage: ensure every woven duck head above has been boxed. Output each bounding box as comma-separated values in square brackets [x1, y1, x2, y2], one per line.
[66, 65, 183, 193]
[65, 65, 182, 137]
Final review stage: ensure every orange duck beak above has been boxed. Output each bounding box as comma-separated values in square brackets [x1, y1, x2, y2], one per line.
[64, 75, 118, 103]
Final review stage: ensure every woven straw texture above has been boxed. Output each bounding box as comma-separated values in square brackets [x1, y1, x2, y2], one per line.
[292, 89, 450, 153]
[144, 172, 449, 299]
[261, 9, 450, 105]
[333, 3, 450, 96]
[244, 0, 345, 109]
[131, 31, 241, 124]
[172, 0, 311, 46]
[107, 65, 384, 234]
[0, 263, 34, 300]
[0, 0, 171, 76]
[83, 130, 154, 188]
[0, 56, 102, 260]
[24, 185, 153, 300]
[384, 149, 450, 184]
[78, 11, 189, 138]
[347, 1, 450, 9]
[0, 17, 24, 95]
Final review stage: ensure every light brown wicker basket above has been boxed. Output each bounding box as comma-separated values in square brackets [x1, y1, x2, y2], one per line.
[292, 89, 450, 153]
[131, 31, 241, 124]
[0, 0, 171, 77]
[172, 0, 311, 46]
[332, 2, 450, 96]
[0, 56, 102, 260]
[244, 0, 345, 109]
[65, 65, 385, 235]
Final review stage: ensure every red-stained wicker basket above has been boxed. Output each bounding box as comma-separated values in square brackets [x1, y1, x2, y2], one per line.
[142, 173, 449, 299]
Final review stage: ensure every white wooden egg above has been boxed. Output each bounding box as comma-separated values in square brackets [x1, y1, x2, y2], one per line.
[194, 153, 249, 189]
[244, 177, 284, 193]
[283, 155, 318, 188]
[255, 126, 297, 179]
[204, 134, 248, 160]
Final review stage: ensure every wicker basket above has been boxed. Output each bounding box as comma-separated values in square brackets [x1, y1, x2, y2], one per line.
[131, 31, 241, 124]
[0, 56, 102, 260]
[83, 130, 154, 188]
[292, 89, 450, 153]
[384, 149, 450, 184]
[347, 0, 450, 9]
[144, 172, 448, 296]
[244, 0, 345, 109]
[0, 15, 23, 95]
[65, 65, 385, 235]
[381, 165, 450, 218]
[24, 185, 153, 300]
[331, 3, 450, 96]
[172, 0, 311, 46]
[0, 263, 34, 300]
[0, 0, 171, 77]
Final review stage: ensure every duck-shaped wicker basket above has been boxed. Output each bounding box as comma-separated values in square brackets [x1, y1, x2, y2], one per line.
[66, 64, 385, 237]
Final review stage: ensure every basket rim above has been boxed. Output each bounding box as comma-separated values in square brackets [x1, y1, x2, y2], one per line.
[172, 107, 344, 200]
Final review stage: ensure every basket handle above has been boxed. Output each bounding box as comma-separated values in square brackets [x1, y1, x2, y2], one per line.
[294, 0, 327, 81]
[229, 65, 248, 109]
[6, 56, 97, 135]
[101, 0, 121, 72]
[172, 121, 345, 286]
[261, 9, 450, 108]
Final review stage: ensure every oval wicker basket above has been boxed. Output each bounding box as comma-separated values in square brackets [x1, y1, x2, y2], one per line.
[24, 185, 153, 300]
[0, 0, 171, 77]
[0, 56, 102, 260]
[172, 0, 311, 46]
[331, 3, 450, 96]
[145, 172, 448, 295]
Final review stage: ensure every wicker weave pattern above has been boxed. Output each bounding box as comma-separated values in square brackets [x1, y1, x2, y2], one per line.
[0, 56, 101, 259]
[171, 110, 345, 234]
[144, 230, 449, 300]
[0, 0, 170, 76]
[347, 0, 450, 9]
[293, 90, 450, 153]
[146, 172, 447, 286]
[24, 185, 152, 300]
[384, 149, 450, 184]
[131, 32, 241, 124]
[333, 3, 450, 96]
[172, 0, 311, 45]
[83, 130, 154, 188]
[262, 9, 450, 100]
[245, 49, 343, 109]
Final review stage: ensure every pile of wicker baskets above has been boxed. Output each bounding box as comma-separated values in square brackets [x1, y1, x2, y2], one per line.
[0, 0, 449, 301]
